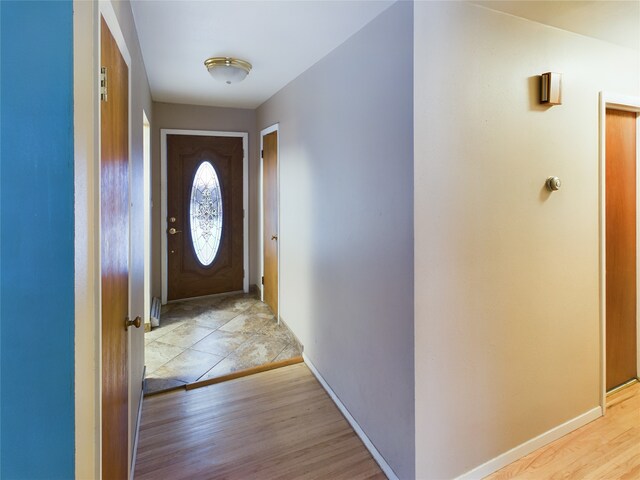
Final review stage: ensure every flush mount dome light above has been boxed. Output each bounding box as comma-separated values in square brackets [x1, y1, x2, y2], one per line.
[204, 57, 252, 84]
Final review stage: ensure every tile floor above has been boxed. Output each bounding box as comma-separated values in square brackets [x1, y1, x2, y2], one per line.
[144, 292, 302, 394]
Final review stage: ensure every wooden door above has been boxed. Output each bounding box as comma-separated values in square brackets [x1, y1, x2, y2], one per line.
[606, 108, 638, 391]
[263, 131, 279, 315]
[101, 16, 130, 480]
[167, 135, 244, 300]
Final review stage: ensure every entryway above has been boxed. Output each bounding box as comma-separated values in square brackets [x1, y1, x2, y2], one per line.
[144, 292, 301, 394]
[145, 129, 298, 395]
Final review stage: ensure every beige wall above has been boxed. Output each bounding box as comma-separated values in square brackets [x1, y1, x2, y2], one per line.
[150, 102, 259, 298]
[414, 2, 639, 478]
[74, 0, 153, 476]
[257, 3, 414, 478]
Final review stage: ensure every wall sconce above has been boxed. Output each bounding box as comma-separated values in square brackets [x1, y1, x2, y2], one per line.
[540, 72, 562, 105]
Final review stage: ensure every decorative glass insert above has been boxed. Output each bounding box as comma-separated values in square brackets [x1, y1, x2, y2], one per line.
[189, 161, 223, 266]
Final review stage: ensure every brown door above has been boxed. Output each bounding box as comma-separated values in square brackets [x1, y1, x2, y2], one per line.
[167, 134, 244, 300]
[101, 16, 130, 480]
[606, 108, 638, 391]
[263, 131, 279, 314]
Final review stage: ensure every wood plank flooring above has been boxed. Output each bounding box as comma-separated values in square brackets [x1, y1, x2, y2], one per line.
[134, 363, 386, 480]
[487, 382, 640, 479]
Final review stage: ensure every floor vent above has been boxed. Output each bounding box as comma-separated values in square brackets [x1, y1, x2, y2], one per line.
[150, 297, 161, 328]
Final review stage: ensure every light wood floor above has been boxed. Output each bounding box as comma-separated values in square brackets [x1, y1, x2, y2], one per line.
[487, 382, 640, 479]
[134, 363, 386, 480]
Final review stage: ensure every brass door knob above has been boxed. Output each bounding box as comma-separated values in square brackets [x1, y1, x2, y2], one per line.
[125, 316, 142, 330]
[545, 176, 561, 191]
[168, 227, 182, 235]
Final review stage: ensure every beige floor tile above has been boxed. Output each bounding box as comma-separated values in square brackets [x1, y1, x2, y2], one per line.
[274, 343, 303, 362]
[183, 295, 225, 309]
[145, 293, 302, 393]
[232, 333, 288, 365]
[199, 354, 259, 380]
[259, 320, 296, 343]
[155, 349, 224, 384]
[158, 323, 214, 349]
[190, 330, 253, 357]
[247, 301, 275, 317]
[192, 309, 239, 329]
[163, 301, 204, 314]
[145, 341, 185, 374]
[216, 295, 260, 313]
[144, 320, 182, 342]
[218, 313, 270, 334]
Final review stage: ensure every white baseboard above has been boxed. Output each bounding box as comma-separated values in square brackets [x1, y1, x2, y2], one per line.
[130, 366, 146, 480]
[456, 406, 603, 479]
[302, 353, 399, 480]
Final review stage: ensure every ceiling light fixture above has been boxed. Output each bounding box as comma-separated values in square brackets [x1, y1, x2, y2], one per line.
[204, 57, 252, 85]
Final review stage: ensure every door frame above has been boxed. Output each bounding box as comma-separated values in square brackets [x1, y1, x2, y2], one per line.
[599, 91, 640, 412]
[160, 129, 249, 303]
[143, 111, 151, 328]
[259, 124, 280, 319]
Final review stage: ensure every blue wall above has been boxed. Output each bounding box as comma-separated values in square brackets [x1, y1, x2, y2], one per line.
[1, 1, 75, 478]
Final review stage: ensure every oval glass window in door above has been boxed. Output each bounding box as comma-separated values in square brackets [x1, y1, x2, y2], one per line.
[189, 161, 223, 266]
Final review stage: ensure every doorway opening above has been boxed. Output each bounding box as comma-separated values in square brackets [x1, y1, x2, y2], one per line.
[600, 92, 640, 411]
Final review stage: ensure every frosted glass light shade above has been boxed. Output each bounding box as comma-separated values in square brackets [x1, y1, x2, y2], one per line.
[204, 57, 252, 85]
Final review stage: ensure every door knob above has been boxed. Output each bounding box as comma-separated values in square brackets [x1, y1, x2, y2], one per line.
[271, 234, 278, 241]
[545, 176, 561, 191]
[168, 227, 182, 235]
[125, 316, 142, 331]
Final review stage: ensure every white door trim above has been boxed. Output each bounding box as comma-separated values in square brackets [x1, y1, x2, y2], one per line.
[598, 91, 640, 412]
[160, 129, 249, 303]
[259, 124, 280, 320]
[142, 111, 151, 328]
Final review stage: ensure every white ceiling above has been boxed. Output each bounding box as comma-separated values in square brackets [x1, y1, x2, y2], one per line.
[130, 0, 395, 109]
[132, 1, 639, 110]
[473, 1, 640, 51]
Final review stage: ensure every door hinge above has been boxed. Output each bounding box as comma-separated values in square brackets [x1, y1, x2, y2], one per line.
[261, 149, 264, 158]
[100, 67, 108, 102]
[262, 276, 264, 285]
[243, 269, 245, 278]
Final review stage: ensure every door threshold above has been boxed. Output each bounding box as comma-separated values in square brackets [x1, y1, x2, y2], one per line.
[144, 356, 304, 398]
[186, 356, 304, 391]
[166, 289, 247, 304]
[606, 378, 639, 397]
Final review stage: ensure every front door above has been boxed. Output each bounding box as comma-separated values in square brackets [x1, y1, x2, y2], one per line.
[167, 134, 244, 300]
[101, 16, 130, 480]
[606, 108, 638, 391]
[262, 131, 279, 315]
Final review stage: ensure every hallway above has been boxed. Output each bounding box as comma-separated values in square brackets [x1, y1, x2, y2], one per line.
[134, 363, 386, 479]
